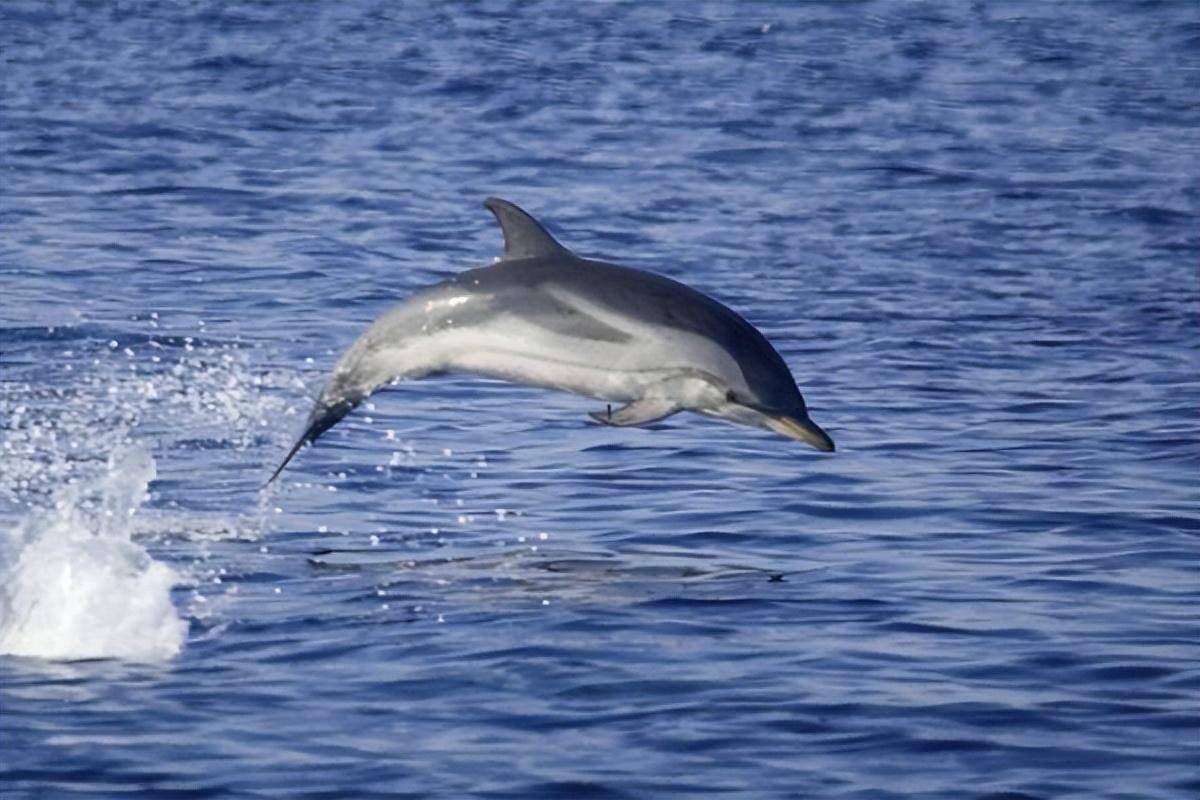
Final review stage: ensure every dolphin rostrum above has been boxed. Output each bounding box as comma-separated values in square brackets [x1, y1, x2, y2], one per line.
[269, 198, 834, 482]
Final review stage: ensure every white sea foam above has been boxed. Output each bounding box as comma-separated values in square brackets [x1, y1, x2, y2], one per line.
[0, 331, 298, 662]
[0, 446, 187, 662]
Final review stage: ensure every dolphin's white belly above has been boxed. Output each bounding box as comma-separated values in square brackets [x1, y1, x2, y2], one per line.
[372, 301, 748, 407]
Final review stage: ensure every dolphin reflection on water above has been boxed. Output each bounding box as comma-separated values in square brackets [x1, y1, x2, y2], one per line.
[270, 198, 833, 482]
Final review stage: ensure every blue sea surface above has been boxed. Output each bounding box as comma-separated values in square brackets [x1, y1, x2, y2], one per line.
[2, 2, 1198, 798]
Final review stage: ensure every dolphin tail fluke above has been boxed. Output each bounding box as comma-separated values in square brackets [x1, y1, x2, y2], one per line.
[265, 398, 358, 485]
[266, 434, 311, 486]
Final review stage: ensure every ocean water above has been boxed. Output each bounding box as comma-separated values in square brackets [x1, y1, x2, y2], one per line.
[2, 1, 1197, 797]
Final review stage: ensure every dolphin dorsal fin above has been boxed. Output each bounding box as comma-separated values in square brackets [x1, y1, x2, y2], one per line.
[484, 197, 570, 260]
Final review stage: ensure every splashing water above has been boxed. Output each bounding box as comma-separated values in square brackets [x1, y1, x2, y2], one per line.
[0, 446, 187, 662]
[0, 327, 299, 662]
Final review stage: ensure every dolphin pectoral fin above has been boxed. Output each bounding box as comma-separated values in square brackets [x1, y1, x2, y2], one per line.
[589, 398, 680, 427]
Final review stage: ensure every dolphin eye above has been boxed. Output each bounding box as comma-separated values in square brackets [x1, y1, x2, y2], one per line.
[726, 390, 739, 402]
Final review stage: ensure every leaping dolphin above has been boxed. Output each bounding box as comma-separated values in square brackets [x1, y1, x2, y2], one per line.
[269, 198, 833, 482]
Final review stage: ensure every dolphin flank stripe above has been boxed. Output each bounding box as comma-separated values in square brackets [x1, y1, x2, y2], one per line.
[505, 292, 633, 345]
[269, 198, 833, 483]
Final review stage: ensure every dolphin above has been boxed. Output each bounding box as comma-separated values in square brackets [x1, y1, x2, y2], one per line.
[269, 198, 833, 482]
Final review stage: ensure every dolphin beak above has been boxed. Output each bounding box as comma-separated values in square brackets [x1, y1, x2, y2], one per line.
[765, 415, 835, 452]
[266, 399, 356, 485]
